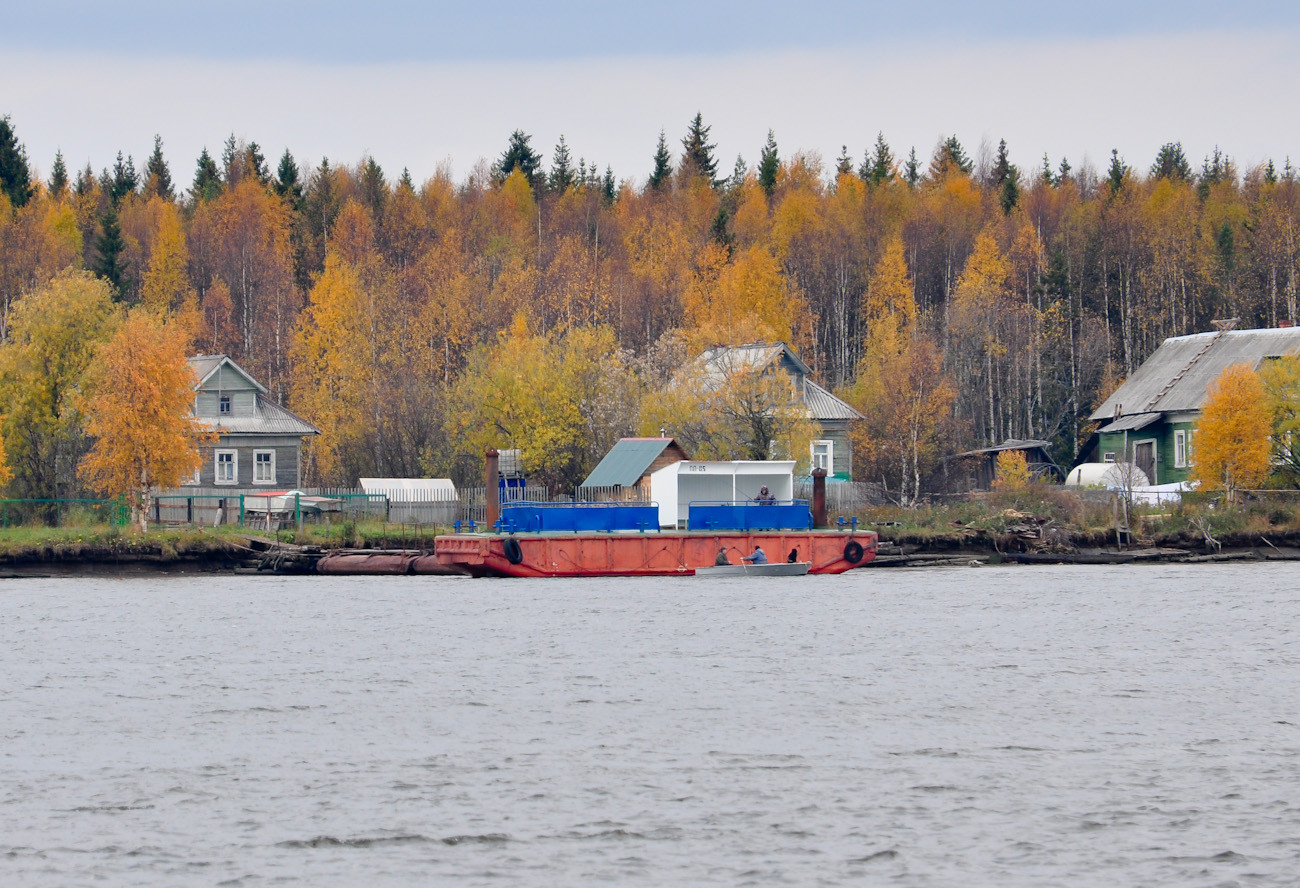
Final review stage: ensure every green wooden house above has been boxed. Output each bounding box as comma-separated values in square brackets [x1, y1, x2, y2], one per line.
[1089, 326, 1300, 484]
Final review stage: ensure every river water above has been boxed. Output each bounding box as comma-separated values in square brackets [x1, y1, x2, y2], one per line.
[2, 563, 1299, 886]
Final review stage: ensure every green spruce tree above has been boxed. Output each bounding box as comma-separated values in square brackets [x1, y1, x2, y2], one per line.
[191, 147, 222, 203]
[904, 147, 921, 187]
[758, 130, 779, 197]
[73, 163, 95, 198]
[835, 145, 853, 178]
[601, 165, 617, 203]
[868, 132, 894, 185]
[48, 150, 69, 200]
[495, 130, 543, 188]
[727, 155, 747, 191]
[1106, 149, 1128, 195]
[144, 134, 174, 200]
[1151, 141, 1192, 180]
[94, 206, 130, 301]
[548, 136, 575, 192]
[679, 113, 719, 187]
[359, 155, 387, 217]
[1040, 153, 1056, 186]
[0, 115, 34, 207]
[989, 139, 1020, 214]
[108, 151, 138, 205]
[274, 149, 304, 206]
[648, 130, 673, 191]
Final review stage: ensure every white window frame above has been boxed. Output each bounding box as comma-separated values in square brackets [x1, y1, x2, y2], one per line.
[1186, 430, 1194, 466]
[811, 439, 834, 473]
[253, 449, 276, 485]
[185, 466, 201, 486]
[1102, 451, 1117, 463]
[215, 449, 237, 485]
[219, 394, 231, 415]
[1174, 430, 1187, 468]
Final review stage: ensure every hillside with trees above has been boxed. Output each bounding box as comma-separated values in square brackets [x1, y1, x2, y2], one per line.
[2, 112, 1299, 498]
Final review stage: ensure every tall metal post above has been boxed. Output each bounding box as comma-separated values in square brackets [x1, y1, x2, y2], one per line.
[811, 467, 828, 529]
[485, 448, 501, 530]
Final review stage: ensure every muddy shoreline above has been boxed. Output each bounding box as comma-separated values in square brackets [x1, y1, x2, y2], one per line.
[3, 528, 1299, 576]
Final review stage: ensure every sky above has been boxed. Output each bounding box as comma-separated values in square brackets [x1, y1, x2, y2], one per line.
[4, 1, 1300, 189]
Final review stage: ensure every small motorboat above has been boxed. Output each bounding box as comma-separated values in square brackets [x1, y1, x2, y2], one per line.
[693, 561, 811, 578]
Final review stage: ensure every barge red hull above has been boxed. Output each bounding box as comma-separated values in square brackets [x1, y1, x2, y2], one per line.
[432, 531, 876, 578]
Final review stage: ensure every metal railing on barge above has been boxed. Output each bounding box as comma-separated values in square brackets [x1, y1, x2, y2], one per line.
[687, 500, 812, 532]
[497, 500, 660, 533]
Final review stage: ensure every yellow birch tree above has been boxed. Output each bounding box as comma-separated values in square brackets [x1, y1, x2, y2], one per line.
[1190, 362, 1272, 504]
[78, 310, 214, 531]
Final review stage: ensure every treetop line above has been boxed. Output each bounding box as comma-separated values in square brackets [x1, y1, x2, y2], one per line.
[1, 110, 1299, 499]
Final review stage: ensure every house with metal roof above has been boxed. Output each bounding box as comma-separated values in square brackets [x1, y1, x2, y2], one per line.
[1088, 326, 1300, 485]
[579, 437, 690, 501]
[185, 355, 320, 490]
[693, 342, 863, 479]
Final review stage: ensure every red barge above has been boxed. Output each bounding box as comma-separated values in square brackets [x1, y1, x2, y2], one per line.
[431, 529, 875, 578]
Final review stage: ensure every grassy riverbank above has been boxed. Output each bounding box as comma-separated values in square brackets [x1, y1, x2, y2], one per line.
[0, 525, 256, 567]
[859, 485, 1300, 554]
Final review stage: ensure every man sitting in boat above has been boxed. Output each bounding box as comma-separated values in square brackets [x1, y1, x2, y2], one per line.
[715, 546, 731, 566]
[741, 545, 769, 564]
[754, 486, 776, 504]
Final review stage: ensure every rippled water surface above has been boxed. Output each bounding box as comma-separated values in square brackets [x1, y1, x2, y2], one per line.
[3, 564, 1300, 886]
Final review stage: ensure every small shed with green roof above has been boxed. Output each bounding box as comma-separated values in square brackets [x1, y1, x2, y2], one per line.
[579, 437, 690, 501]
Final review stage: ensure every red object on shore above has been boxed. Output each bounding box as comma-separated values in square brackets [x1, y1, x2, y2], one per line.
[432, 530, 876, 578]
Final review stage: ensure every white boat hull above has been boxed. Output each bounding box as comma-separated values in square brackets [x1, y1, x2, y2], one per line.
[693, 561, 811, 578]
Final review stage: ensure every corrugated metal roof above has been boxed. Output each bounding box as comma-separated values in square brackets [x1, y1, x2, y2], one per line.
[201, 395, 320, 436]
[581, 438, 677, 488]
[1098, 412, 1161, 432]
[1092, 328, 1300, 420]
[359, 478, 456, 501]
[691, 342, 859, 421]
[805, 379, 864, 420]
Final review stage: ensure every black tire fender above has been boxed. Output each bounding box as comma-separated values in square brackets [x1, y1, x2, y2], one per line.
[502, 537, 524, 564]
[843, 539, 865, 564]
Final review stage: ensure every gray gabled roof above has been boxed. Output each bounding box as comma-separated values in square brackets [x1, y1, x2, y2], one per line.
[187, 354, 268, 395]
[1091, 327, 1300, 421]
[697, 341, 812, 379]
[691, 342, 861, 422]
[581, 438, 679, 488]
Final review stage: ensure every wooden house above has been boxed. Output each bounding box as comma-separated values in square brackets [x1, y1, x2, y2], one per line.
[693, 342, 863, 479]
[185, 355, 320, 490]
[1088, 326, 1300, 485]
[949, 438, 1065, 490]
[579, 437, 689, 501]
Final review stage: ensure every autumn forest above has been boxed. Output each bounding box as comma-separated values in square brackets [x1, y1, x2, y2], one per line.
[1, 112, 1298, 500]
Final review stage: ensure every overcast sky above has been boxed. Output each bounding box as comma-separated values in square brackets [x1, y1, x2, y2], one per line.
[4, 1, 1299, 188]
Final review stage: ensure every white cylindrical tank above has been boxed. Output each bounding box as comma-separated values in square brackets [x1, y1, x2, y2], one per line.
[1065, 462, 1152, 488]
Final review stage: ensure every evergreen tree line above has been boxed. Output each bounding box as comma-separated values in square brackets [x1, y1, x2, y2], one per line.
[2, 111, 1299, 495]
